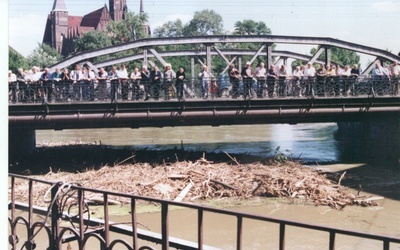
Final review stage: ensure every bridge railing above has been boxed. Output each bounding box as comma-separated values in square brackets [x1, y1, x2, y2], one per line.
[8, 173, 400, 249]
[8, 75, 399, 104]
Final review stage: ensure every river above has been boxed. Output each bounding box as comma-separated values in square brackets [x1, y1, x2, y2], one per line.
[31, 123, 400, 249]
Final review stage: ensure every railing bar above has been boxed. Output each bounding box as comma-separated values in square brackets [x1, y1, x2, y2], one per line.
[383, 239, 389, 250]
[161, 202, 169, 250]
[131, 198, 138, 250]
[198, 208, 203, 250]
[236, 216, 243, 250]
[104, 193, 110, 248]
[279, 223, 285, 250]
[78, 188, 84, 249]
[51, 183, 61, 249]
[28, 180, 33, 241]
[329, 230, 335, 250]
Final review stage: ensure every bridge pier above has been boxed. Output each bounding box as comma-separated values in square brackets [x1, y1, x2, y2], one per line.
[337, 117, 400, 167]
[9, 127, 36, 160]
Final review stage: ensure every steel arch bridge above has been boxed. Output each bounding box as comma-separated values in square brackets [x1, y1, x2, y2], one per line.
[49, 35, 400, 76]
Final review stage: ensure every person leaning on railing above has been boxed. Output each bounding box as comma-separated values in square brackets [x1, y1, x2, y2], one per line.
[118, 64, 129, 101]
[130, 67, 141, 101]
[8, 70, 17, 103]
[175, 66, 186, 101]
[277, 65, 287, 97]
[150, 65, 163, 100]
[391, 61, 400, 95]
[292, 66, 304, 97]
[266, 65, 277, 98]
[59, 68, 72, 101]
[164, 63, 176, 100]
[255, 62, 267, 98]
[96, 67, 108, 101]
[141, 65, 151, 101]
[108, 66, 118, 101]
[228, 63, 240, 99]
[70, 64, 84, 101]
[40, 68, 53, 102]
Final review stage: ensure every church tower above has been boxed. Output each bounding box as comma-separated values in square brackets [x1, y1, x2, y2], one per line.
[50, 0, 69, 53]
[109, 0, 127, 21]
[140, 0, 151, 36]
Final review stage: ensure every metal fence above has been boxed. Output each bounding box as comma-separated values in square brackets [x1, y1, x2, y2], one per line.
[8, 173, 400, 250]
[8, 75, 400, 104]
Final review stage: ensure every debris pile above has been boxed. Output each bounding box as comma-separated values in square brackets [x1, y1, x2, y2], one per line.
[11, 157, 381, 210]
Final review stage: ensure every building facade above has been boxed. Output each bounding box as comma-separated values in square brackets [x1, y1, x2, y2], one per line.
[43, 0, 134, 56]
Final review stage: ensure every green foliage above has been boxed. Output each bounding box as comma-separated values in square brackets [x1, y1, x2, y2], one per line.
[9, 47, 27, 72]
[107, 11, 149, 44]
[274, 146, 292, 164]
[74, 31, 112, 52]
[26, 43, 63, 69]
[183, 9, 224, 36]
[233, 19, 271, 35]
[291, 47, 360, 70]
[154, 19, 184, 38]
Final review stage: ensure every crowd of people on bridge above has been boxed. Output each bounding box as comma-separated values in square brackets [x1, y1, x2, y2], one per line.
[8, 60, 400, 103]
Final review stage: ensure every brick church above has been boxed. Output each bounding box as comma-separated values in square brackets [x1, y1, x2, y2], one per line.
[43, 0, 149, 56]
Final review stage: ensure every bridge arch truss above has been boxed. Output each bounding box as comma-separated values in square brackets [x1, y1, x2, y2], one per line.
[50, 35, 400, 76]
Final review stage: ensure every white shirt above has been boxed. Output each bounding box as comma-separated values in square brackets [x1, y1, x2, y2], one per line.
[304, 66, 316, 77]
[118, 69, 129, 79]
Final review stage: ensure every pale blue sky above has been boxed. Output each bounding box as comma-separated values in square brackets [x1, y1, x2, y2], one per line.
[7, 0, 400, 67]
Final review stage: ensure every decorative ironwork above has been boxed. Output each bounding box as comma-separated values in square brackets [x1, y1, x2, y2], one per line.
[8, 174, 400, 250]
[8, 76, 400, 104]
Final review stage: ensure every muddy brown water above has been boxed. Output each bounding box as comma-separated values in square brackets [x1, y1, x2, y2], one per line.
[9, 124, 400, 249]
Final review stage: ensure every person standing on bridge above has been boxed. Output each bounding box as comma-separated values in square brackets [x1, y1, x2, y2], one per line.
[266, 65, 277, 98]
[175, 67, 186, 101]
[130, 67, 141, 100]
[40, 68, 53, 102]
[303, 63, 316, 97]
[164, 63, 176, 100]
[199, 65, 211, 99]
[141, 65, 151, 101]
[277, 65, 287, 97]
[315, 64, 327, 97]
[118, 64, 129, 101]
[150, 66, 163, 100]
[391, 61, 400, 95]
[70, 64, 84, 101]
[255, 62, 267, 98]
[241, 62, 255, 99]
[228, 64, 241, 99]
[292, 66, 304, 97]
[96, 67, 108, 101]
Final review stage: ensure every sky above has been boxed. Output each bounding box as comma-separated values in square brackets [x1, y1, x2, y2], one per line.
[7, 0, 400, 68]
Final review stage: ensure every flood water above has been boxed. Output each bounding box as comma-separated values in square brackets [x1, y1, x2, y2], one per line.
[26, 124, 400, 249]
[37, 123, 340, 163]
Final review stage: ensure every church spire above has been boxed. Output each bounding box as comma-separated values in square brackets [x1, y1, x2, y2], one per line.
[52, 0, 67, 12]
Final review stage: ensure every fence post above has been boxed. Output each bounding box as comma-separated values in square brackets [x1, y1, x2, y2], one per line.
[50, 183, 60, 250]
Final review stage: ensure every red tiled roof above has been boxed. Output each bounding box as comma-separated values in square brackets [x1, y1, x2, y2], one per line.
[81, 6, 108, 28]
[68, 15, 83, 28]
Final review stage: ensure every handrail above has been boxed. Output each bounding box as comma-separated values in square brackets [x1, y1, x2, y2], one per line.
[8, 173, 400, 250]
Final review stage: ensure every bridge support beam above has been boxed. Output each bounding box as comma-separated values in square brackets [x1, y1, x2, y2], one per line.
[337, 117, 400, 167]
[9, 127, 36, 160]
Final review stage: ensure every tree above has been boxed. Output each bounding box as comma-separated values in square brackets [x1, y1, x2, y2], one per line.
[26, 43, 63, 69]
[183, 9, 224, 36]
[291, 47, 360, 70]
[74, 31, 112, 53]
[107, 11, 150, 44]
[153, 19, 184, 38]
[9, 46, 27, 72]
[233, 19, 271, 35]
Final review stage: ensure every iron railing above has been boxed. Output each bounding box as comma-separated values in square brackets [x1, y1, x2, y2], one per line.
[8, 75, 400, 104]
[8, 173, 400, 250]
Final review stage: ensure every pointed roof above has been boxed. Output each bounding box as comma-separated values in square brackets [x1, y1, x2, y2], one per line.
[52, 0, 67, 12]
[81, 5, 109, 29]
